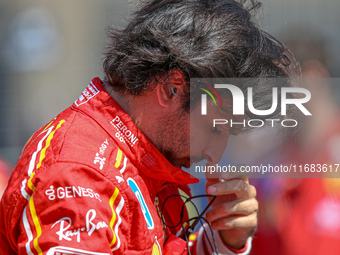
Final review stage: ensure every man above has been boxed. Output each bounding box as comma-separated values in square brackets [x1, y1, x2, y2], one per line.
[0, 0, 294, 254]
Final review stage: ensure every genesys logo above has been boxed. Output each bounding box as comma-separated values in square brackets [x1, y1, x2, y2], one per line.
[199, 82, 312, 128]
[45, 185, 102, 202]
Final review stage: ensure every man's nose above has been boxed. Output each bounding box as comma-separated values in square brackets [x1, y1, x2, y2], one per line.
[204, 135, 230, 164]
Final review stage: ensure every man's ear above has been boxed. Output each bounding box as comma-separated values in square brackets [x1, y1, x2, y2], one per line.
[156, 69, 186, 107]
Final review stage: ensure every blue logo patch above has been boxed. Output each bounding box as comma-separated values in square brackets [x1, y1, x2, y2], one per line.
[127, 178, 154, 229]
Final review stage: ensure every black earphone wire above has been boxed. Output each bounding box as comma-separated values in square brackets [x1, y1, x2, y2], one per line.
[160, 193, 219, 254]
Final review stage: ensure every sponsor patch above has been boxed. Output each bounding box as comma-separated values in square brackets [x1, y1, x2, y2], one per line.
[45, 186, 102, 202]
[127, 178, 154, 229]
[51, 209, 108, 243]
[93, 154, 106, 170]
[74, 82, 100, 107]
[110, 115, 139, 147]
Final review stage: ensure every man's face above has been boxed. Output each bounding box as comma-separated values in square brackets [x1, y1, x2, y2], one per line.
[155, 99, 232, 169]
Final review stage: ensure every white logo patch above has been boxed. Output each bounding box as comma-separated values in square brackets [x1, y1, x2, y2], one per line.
[45, 186, 102, 202]
[110, 116, 139, 147]
[93, 139, 109, 170]
[51, 209, 108, 243]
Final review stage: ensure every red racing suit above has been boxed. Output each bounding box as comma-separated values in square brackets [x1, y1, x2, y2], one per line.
[0, 78, 251, 255]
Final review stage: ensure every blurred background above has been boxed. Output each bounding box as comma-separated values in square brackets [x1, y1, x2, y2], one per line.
[0, 0, 132, 166]
[0, 1, 340, 253]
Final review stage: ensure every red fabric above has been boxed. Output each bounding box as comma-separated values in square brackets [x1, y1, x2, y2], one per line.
[163, 234, 188, 255]
[0, 78, 199, 255]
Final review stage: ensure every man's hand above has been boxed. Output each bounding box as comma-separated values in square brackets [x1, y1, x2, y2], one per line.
[205, 167, 258, 249]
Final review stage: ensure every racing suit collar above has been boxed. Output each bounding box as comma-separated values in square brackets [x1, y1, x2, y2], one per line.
[74, 78, 199, 198]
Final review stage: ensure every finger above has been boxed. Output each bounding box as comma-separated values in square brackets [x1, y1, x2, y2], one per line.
[207, 180, 256, 199]
[210, 212, 258, 230]
[205, 176, 249, 193]
[205, 198, 258, 223]
[210, 193, 238, 205]
[205, 166, 249, 191]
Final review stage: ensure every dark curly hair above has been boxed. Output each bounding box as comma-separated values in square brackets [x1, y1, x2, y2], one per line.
[103, 0, 298, 110]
